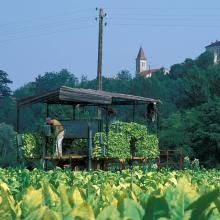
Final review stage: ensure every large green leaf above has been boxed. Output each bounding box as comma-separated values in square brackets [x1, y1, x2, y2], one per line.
[118, 198, 144, 220]
[58, 184, 73, 219]
[23, 206, 47, 220]
[21, 186, 43, 217]
[0, 183, 17, 220]
[42, 182, 60, 210]
[143, 196, 170, 220]
[42, 208, 61, 220]
[70, 187, 84, 207]
[72, 202, 95, 220]
[186, 188, 220, 220]
[214, 198, 220, 212]
[165, 177, 197, 220]
[96, 205, 120, 220]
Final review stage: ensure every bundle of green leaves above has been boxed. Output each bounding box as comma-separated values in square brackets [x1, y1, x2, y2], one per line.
[22, 133, 43, 158]
[93, 121, 159, 159]
[68, 139, 87, 154]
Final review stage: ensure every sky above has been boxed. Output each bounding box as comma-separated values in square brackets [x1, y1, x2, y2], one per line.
[1, 0, 220, 90]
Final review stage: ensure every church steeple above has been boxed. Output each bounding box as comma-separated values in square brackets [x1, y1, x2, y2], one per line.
[136, 47, 147, 73]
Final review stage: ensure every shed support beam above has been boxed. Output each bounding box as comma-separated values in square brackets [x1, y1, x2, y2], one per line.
[72, 105, 76, 120]
[132, 102, 135, 122]
[43, 103, 49, 170]
[88, 126, 93, 170]
[16, 106, 20, 163]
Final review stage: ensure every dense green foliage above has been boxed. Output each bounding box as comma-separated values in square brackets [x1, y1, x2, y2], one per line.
[160, 98, 220, 167]
[0, 51, 220, 166]
[0, 70, 12, 97]
[93, 121, 159, 159]
[1, 168, 220, 219]
[0, 123, 16, 166]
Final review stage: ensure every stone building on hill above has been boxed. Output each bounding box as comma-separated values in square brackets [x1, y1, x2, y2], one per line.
[135, 47, 169, 78]
[205, 40, 220, 64]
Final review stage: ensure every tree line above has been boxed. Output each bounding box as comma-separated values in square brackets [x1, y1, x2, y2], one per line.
[0, 51, 220, 167]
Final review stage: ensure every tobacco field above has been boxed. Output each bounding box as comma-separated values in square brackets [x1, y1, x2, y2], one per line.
[1, 168, 220, 219]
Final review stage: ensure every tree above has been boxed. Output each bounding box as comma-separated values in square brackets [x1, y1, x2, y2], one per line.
[0, 70, 12, 97]
[187, 98, 220, 167]
[117, 70, 132, 81]
[14, 82, 36, 99]
[206, 65, 220, 97]
[0, 70, 15, 126]
[34, 69, 78, 94]
[160, 98, 220, 167]
[0, 97, 16, 126]
[175, 66, 209, 109]
[80, 75, 89, 88]
[196, 51, 214, 69]
[169, 64, 185, 80]
[159, 112, 192, 155]
[0, 123, 16, 166]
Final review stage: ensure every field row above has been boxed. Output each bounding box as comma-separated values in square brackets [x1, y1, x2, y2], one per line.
[0, 168, 220, 219]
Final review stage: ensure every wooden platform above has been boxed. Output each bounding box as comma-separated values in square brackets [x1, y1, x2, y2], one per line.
[25, 154, 87, 160]
[25, 150, 184, 170]
[44, 154, 87, 160]
[27, 155, 147, 161]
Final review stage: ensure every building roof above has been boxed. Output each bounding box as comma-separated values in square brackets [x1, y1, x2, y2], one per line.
[136, 47, 146, 60]
[206, 40, 220, 48]
[17, 86, 160, 108]
[139, 69, 161, 77]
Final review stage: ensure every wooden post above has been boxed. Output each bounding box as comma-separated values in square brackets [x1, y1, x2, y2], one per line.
[72, 105, 76, 120]
[156, 104, 159, 136]
[130, 159, 133, 191]
[96, 8, 106, 119]
[105, 105, 109, 160]
[46, 103, 49, 117]
[16, 105, 20, 163]
[132, 102, 135, 122]
[157, 156, 160, 171]
[179, 149, 183, 169]
[100, 132, 105, 157]
[88, 126, 93, 170]
[43, 103, 49, 170]
[42, 140, 46, 170]
[97, 8, 105, 91]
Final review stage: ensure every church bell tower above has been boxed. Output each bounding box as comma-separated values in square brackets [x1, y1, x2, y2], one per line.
[136, 46, 147, 73]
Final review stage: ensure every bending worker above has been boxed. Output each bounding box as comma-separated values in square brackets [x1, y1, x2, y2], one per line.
[107, 106, 117, 127]
[46, 118, 65, 157]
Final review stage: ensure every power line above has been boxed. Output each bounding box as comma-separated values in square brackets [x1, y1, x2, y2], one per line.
[0, 25, 96, 45]
[0, 8, 93, 28]
[0, 17, 93, 36]
[109, 17, 220, 21]
[108, 7, 220, 10]
[110, 12, 220, 18]
[110, 23, 220, 28]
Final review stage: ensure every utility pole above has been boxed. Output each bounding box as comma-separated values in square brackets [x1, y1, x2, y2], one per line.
[96, 8, 106, 90]
[96, 8, 106, 117]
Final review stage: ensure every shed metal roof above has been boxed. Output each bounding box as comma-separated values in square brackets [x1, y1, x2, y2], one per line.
[17, 86, 160, 108]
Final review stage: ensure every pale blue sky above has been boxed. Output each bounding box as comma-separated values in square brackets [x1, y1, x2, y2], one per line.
[1, 0, 220, 90]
